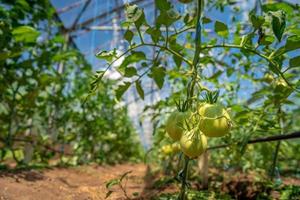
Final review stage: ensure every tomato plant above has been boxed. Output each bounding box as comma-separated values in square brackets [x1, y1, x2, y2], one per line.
[95, 0, 299, 198]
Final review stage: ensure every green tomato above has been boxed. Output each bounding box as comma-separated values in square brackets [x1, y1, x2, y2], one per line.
[180, 128, 207, 158]
[263, 73, 274, 84]
[178, 0, 193, 3]
[171, 142, 181, 153]
[198, 103, 231, 137]
[161, 144, 173, 155]
[165, 111, 188, 141]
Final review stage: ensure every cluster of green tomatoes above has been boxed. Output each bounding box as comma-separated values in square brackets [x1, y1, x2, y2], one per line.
[164, 103, 232, 158]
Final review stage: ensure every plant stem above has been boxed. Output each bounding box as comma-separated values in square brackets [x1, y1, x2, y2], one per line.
[178, 1, 202, 199]
[271, 106, 283, 178]
[178, 156, 190, 200]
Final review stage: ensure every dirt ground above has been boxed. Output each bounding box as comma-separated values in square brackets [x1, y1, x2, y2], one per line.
[0, 163, 300, 200]
[0, 163, 176, 200]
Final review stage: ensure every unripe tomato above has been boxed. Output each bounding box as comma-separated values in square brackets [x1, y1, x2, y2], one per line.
[180, 128, 207, 158]
[161, 144, 173, 155]
[171, 142, 181, 153]
[198, 103, 231, 137]
[165, 112, 188, 141]
[263, 73, 274, 84]
[178, 0, 193, 3]
[273, 78, 293, 99]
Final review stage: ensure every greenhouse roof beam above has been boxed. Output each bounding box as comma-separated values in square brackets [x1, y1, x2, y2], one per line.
[57, 0, 89, 14]
[70, 0, 92, 30]
[71, 0, 146, 31]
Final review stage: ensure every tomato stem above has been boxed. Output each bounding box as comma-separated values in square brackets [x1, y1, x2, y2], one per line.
[178, 0, 202, 199]
[178, 156, 190, 200]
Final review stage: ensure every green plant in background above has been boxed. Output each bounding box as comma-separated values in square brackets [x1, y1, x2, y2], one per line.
[94, 0, 299, 198]
[0, 0, 143, 167]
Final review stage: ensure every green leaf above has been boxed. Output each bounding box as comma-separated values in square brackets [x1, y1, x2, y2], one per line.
[135, 81, 144, 100]
[155, 0, 171, 11]
[0, 52, 11, 61]
[285, 35, 300, 52]
[274, 35, 300, 56]
[126, 4, 143, 23]
[183, 13, 193, 25]
[149, 66, 166, 89]
[90, 71, 105, 92]
[119, 51, 146, 69]
[96, 49, 117, 62]
[202, 16, 212, 24]
[124, 66, 137, 77]
[208, 70, 223, 80]
[249, 11, 265, 29]
[106, 179, 119, 189]
[270, 11, 286, 42]
[146, 27, 162, 43]
[115, 82, 131, 100]
[214, 21, 228, 37]
[259, 35, 275, 46]
[289, 56, 300, 68]
[173, 55, 182, 68]
[125, 4, 145, 28]
[12, 26, 40, 43]
[53, 51, 78, 61]
[262, 3, 293, 14]
[156, 9, 180, 27]
[124, 29, 134, 43]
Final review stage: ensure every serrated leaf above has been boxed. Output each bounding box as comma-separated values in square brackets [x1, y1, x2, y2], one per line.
[119, 51, 146, 70]
[173, 55, 182, 68]
[115, 82, 131, 100]
[135, 81, 144, 100]
[125, 4, 143, 23]
[124, 66, 137, 77]
[249, 11, 265, 29]
[214, 21, 228, 37]
[285, 35, 300, 52]
[146, 27, 161, 43]
[274, 35, 300, 56]
[270, 11, 286, 42]
[125, 4, 145, 28]
[202, 16, 212, 24]
[149, 67, 166, 89]
[262, 2, 293, 14]
[259, 35, 275, 46]
[90, 71, 105, 92]
[124, 29, 134, 43]
[289, 56, 300, 68]
[155, 0, 171, 11]
[156, 9, 180, 27]
[12, 26, 40, 43]
[96, 49, 117, 62]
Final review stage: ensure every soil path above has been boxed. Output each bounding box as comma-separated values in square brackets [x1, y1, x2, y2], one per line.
[0, 163, 173, 200]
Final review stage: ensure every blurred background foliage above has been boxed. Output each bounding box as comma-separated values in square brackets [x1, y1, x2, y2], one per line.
[0, 0, 143, 167]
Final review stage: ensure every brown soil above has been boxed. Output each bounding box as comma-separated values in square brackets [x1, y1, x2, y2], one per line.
[0, 163, 176, 200]
[0, 164, 299, 200]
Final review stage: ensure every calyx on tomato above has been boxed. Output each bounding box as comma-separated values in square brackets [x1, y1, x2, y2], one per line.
[198, 103, 231, 137]
[180, 128, 207, 158]
[165, 111, 188, 141]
